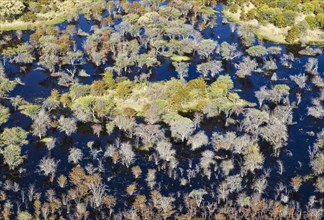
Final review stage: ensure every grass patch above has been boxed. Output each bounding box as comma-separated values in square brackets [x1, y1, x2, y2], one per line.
[40, 137, 54, 143]
[170, 54, 191, 62]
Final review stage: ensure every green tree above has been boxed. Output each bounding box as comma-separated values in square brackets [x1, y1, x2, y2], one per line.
[302, 3, 315, 14]
[275, 14, 288, 28]
[103, 71, 115, 88]
[285, 25, 300, 43]
[0, 104, 10, 126]
[0, 0, 25, 21]
[246, 46, 268, 57]
[1, 144, 24, 170]
[316, 13, 324, 29]
[17, 211, 33, 220]
[0, 127, 28, 147]
[305, 15, 319, 30]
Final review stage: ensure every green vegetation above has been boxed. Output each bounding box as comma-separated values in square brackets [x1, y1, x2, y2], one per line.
[224, 0, 324, 45]
[0, 0, 99, 31]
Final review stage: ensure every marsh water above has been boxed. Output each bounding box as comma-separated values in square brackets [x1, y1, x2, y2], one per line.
[1, 3, 324, 216]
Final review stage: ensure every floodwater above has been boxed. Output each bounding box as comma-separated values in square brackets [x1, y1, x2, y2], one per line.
[0, 3, 323, 216]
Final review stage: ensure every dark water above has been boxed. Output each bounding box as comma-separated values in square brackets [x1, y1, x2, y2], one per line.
[0, 3, 323, 216]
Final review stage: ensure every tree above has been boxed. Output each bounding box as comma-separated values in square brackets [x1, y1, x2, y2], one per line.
[311, 153, 324, 175]
[0, 127, 28, 147]
[172, 62, 190, 79]
[290, 74, 307, 89]
[58, 117, 77, 136]
[197, 39, 217, 60]
[235, 57, 258, 78]
[68, 147, 83, 164]
[156, 140, 176, 162]
[246, 46, 268, 57]
[119, 142, 135, 167]
[1, 144, 24, 170]
[286, 25, 300, 43]
[32, 109, 51, 139]
[237, 24, 255, 47]
[103, 71, 115, 88]
[291, 176, 303, 192]
[170, 117, 195, 142]
[0, 0, 25, 21]
[135, 124, 164, 148]
[242, 145, 264, 174]
[87, 181, 106, 209]
[221, 42, 241, 60]
[305, 15, 319, 30]
[187, 131, 208, 150]
[197, 60, 223, 78]
[189, 189, 207, 207]
[17, 211, 32, 220]
[0, 104, 10, 126]
[38, 157, 59, 182]
[91, 80, 107, 96]
[315, 177, 324, 193]
[275, 14, 288, 28]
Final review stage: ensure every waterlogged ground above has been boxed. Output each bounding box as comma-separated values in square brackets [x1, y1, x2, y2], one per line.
[0, 3, 324, 219]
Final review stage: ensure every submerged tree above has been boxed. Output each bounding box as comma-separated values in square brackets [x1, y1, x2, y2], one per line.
[38, 157, 59, 182]
[58, 117, 77, 136]
[32, 109, 51, 139]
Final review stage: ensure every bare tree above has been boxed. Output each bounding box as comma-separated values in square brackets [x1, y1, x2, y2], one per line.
[156, 140, 176, 162]
[235, 57, 258, 78]
[189, 189, 207, 207]
[170, 117, 195, 142]
[188, 131, 208, 150]
[58, 117, 77, 136]
[135, 124, 164, 148]
[32, 109, 51, 139]
[197, 60, 223, 78]
[290, 74, 308, 89]
[38, 157, 59, 182]
[172, 62, 190, 79]
[119, 142, 135, 168]
[87, 181, 106, 209]
[68, 147, 83, 164]
[91, 124, 103, 137]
